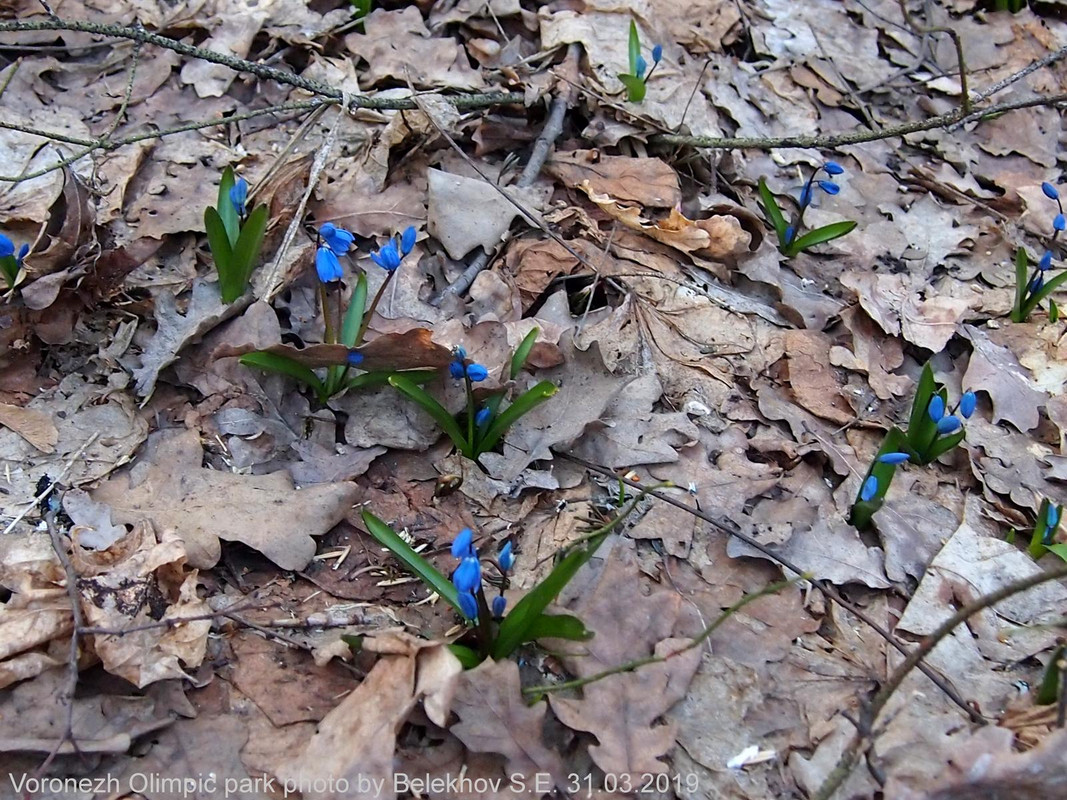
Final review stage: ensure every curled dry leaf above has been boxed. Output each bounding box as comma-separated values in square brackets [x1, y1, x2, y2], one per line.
[547, 149, 681, 208]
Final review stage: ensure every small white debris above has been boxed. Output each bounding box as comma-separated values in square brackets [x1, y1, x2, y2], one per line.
[726, 745, 776, 770]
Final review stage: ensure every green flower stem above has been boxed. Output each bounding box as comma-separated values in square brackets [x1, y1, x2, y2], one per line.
[319, 282, 336, 346]
[355, 268, 397, 346]
[465, 374, 476, 451]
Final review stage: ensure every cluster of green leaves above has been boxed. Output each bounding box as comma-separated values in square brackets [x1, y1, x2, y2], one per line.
[618, 20, 658, 103]
[758, 178, 856, 258]
[1010, 247, 1067, 323]
[204, 167, 268, 304]
[1009, 498, 1066, 563]
[389, 328, 558, 461]
[850, 363, 969, 530]
[361, 487, 647, 668]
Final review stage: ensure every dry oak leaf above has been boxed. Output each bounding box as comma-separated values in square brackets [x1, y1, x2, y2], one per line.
[92, 429, 358, 570]
[548, 547, 701, 779]
[0, 403, 57, 453]
[546, 150, 681, 208]
[960, 324, 1047, 432]
[449, 658, 567, 790]
[581, 184, 750, 261]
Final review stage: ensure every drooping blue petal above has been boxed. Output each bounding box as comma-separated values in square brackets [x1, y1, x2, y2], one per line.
[652, 44, 663, 63]
[498, 541, 514, 571]
[818, 180, 840, 195]
[400, 226, 416, 256]
[959, 390, 976, 419]
[229, 178, 248, 217]
[0, 234, 13, 258]
[449, 360, 466, 380]
[1055, 214, 1066, 232]
[319, 222, 355, 255]
[927, 395, 945, 422]
[824, 161, 844, 176]
[635, 55, 648, 79]
[935, 415, 962, 435]
[466, 364, 489, 382]
[315, 246, 343, 283]
[475, 406, 491, 427]
[370, 240, 401, 271]
[1040, 251, 1054, 271]
[860, 475, 879, 503]
[453, 556, 481, 593]
[492, 595, 507, 618]
[1043, 182, 1060, 200]
[876, 452, 910, 465]
[457, 591, 479, 620]
[451, 528, 474, 558]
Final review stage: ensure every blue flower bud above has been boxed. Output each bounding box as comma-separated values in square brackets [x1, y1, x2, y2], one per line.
[492, 595, 507, 618]
[319, 222, 355, 255]
[0, 234, 12, 258]
[466, 364, 489, 382]
[824, 161, 844, 176]
[635, 55, 648, 79]
[16, 243, 28, 267]
[1040, 251, 1054, 271]
[457, 591, 479, 621]
[400, 226, 416, 256]
[927, 395, 945, 422]
[475, 406, 491, 427]
[799, 184, 813, 208]
[370, 239, 402, 271]
[935, 415, 962, 435]
[1055, 214, 1066, 231]
[346, 351, 364, 366]
[1047, 504, 1060, 530]
[1030, 275, 1045, 294]
[229, 178, 248, 217]
[860, 475, 879, 503]
[784, 225, 795, 244]
[451, 527, 474, 558]
[652, 44, 663, 63]
[453, 556, 481, 593]
[498, 541, 514, 571]
[959, 390, 976, 419]
[877, 452, 910, 464]
[449, 360, 466, 380]
[1043, 182, 1060, 200]
[818, 180, 840, 195]
[315, 246, 343, 283]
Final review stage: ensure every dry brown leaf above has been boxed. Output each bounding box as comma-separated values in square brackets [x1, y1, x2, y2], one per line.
[92, 429, 359, 570]
[960, 324, 1047, 432]
[547, 150, 680, 208]
[782, 330, 854, 425]
[549, 546, 701, 779]
[449, 658, 567, 788]
[0, 402, 57, 453]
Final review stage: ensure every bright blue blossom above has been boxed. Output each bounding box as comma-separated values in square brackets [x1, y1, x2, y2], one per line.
[818, 180, 840, 195]
[1048, 504, 1060, 529]
[370, 239, 402, 271]
[635, 55, 648, 79]
[784, 225, 795, 243]
[346, 351, 364, 366]
[466, 364, 488, 382]
[498, 541, 514, 571]
[927, 395, 945, 422]
[492, 595, 507, 618]
[319, 222, 354, 255]
[457, 591, 479, 620]
[860, 475, 879, 503]
[452, 528, 475, 558]
[449, 360, 466, 380]
[229, 178, 248, 217]
[453, 556, 481, 593]
[877, 452, 910, 465]
[824, 161, 844, 176]
[936, 415, 962, 435]
[400, 226, 416, 256]
[1030, 275, 1045, 294]
[799, 184, 813, 208]
[1055, 214, 1066, 232]
[315, 246, 343, 283]
[959, 391, 976, 419]
[1040, 251, 1054, 271]
[475, 406, 491, 427]
[1043, 182, 1060, 200]
[652, 44, 663, 63]
[0, 234, 13, 259]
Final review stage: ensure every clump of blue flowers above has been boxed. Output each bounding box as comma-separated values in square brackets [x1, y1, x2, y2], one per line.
[850, 363, 977, 530]
[1010, 182, 1067, 323]
[389, 330, 557, 462]
[618, 20, 662, 103]
[0, 233, 29, 289]
[450, 528, 515, 623]
[204, 167, 269, 304]
[758, 160, 857, 258]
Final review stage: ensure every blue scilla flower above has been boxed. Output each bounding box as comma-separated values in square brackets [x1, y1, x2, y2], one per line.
[229, 178, 248, 217]
[492, 595, 507, 618]
[959, 390, 976, 419]
[1048, 504, 1060, 529]
[784, 225, 796, 244]
[466, 364, 488, 382]
[319, 222, 354, 256]
[877, 452, 910, 465]
[457, 591, 479, 620]
[370, 239, 402, 271]
[0, 234, 28, 266]
[824, 161, 844, 176]
[652, 44, 663, 63]
[635, 55, 648, 79]
[400, 226, 416, 257]
[451, 528, 475, 558]
[1040, 251, 1054, 271]
[475, 406, 491, 427]
[799, 183, 814, 208]
[315, 246, 343, 283]
[1030, 275, 1045, 294]
[1043, 182, 1060, 200]
[936, 415, 962, 435]
[449, 360, 466, 380]
[860, 475, 879, 503]
[927, 395, 945, 422]
[498, 541, 514, 571]
[453, 555, 481, 593]
[818, 180, 840, 195]
[346, 351, 364, 366]
[1055, 214, 1066, 232]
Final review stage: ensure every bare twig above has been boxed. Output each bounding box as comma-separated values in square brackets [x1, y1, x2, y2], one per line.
[897, 0, 970, 114]
[560, 452, 985, 724]
[814, 561, 1067, 800]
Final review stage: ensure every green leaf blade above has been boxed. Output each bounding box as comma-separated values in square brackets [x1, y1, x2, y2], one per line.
[789, 220, 857, 252]
[388, 374, 470, 455]
[239, 351, 325, 396]
[341, 272, 368, 348]
[217, 166, 240, 246]
[510, 327, 539, 380]
[231, 204, 269, 292]
[757, 178, 788, 241]
[618, 74, 646, 103]
[205, 207, 236, 300]
[361, 511, 461, 612]
[477, 381, 557, 456]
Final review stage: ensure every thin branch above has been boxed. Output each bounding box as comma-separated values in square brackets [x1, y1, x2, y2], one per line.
[897, 0, 970, 114]
[559, 452, 984, 725]
[814, 561, 1067, 800]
